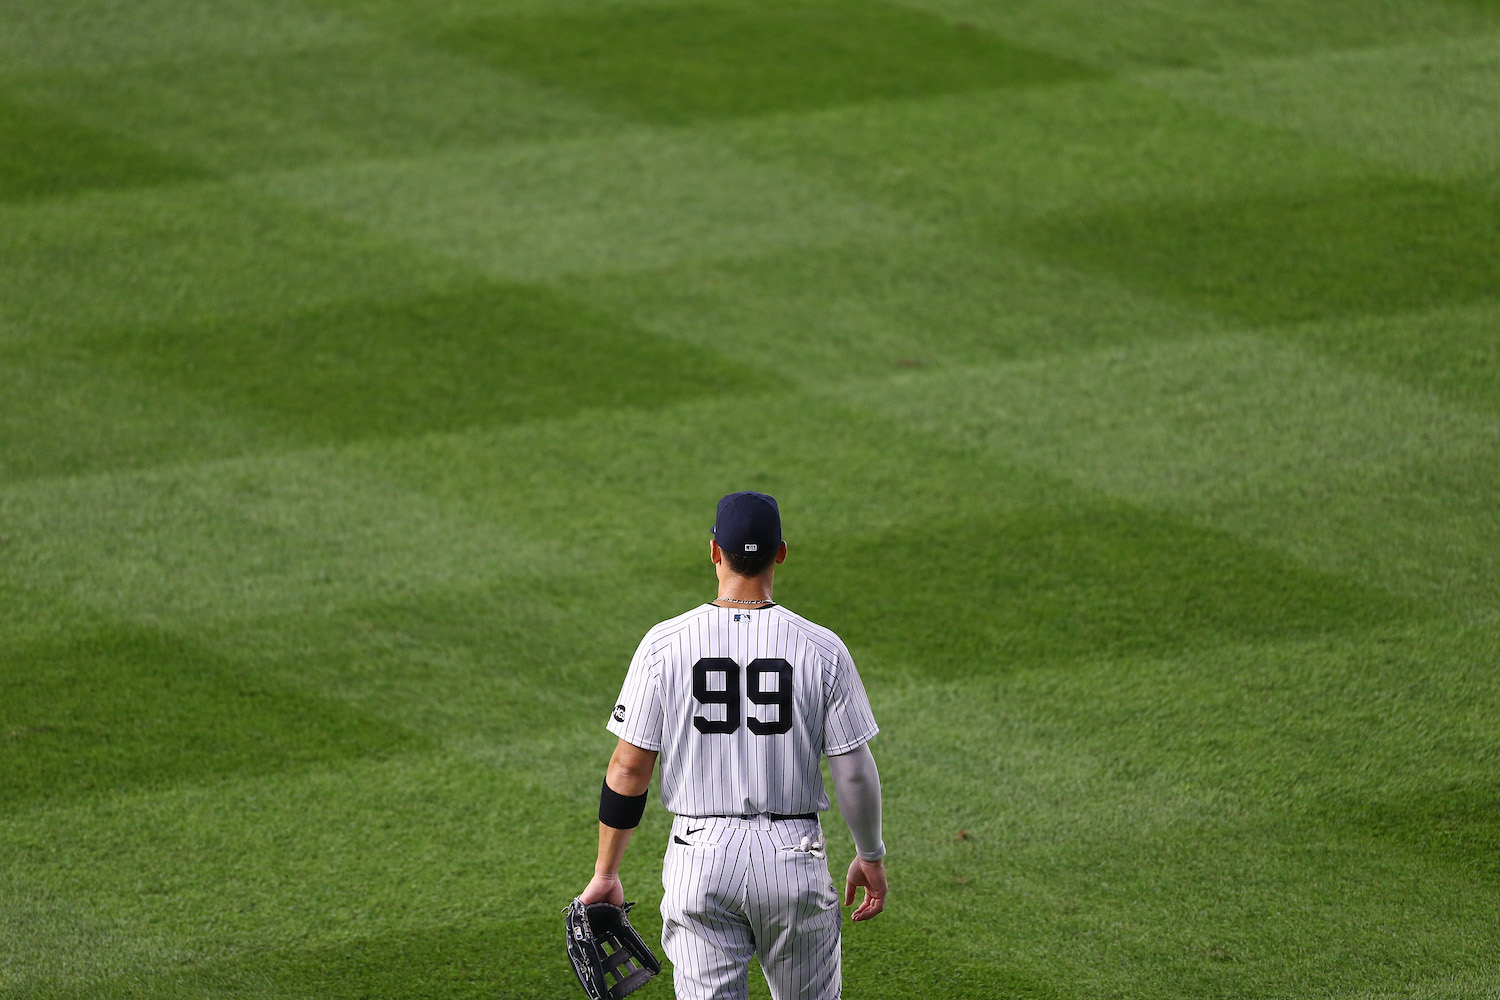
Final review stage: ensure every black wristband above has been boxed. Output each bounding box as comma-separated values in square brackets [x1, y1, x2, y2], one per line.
[599, 779, 648, 830]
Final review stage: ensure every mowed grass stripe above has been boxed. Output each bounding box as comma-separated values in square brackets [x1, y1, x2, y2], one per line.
[0, 748, 606, 997]
[252, 130, 921, 282]
[864, 630, 1500, 996]
[2, 177, 738, 478]
[884, 0, 1500, 70]
[433, 0, 1097, 125]
[1137, 33, 1500, 179]
[1016, 175, 1500, 325]
[712, 78, 1371, 229]
[794, 499, 1421, 678]
[0, 345, 295, 482]
[78, 279, 779, 445]
[835, 334, 1500, 606]
[875, 628, 1500, 855]
[559, 232, 1221, 384]
[4, 39, 620, 175]
[0, 181, 462, 339]
[0, 92, 211, 202]
[0, 442, 587, 625]
[1288, 302, 1500, 417]
[601, 68, 1498, 404]
[0, 608, 429, 806]
[0, 0, 373, 72]
[192, 579, 712, 757]
[0, 179, 789, 478]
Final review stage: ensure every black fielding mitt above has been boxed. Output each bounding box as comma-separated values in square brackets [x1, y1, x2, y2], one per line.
[565, 898, 661, 1000]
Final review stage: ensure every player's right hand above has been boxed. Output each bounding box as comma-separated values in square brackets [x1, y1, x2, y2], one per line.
[580, 871, 626, 907]
[844, 857, 887, 921]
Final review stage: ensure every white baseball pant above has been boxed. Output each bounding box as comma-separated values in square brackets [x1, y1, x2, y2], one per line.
[661, 815, 841, 1000]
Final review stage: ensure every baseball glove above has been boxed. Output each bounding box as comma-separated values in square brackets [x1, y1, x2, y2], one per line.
[564, 897, 661, 1000]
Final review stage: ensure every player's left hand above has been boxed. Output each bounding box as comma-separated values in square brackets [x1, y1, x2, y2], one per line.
[580, 871, 625, 907]
[844, 857, 887, 921]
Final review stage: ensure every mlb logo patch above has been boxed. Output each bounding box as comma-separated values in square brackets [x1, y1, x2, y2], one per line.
[734, 613, 753, 623]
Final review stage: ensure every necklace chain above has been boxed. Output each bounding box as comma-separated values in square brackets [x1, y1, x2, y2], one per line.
[717, 596, 772, 606]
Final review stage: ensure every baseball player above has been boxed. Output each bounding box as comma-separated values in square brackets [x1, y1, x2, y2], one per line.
[579, 491, 888, 1000]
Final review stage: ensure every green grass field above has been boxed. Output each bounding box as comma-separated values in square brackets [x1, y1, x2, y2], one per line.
[3, 1, 1499, 997]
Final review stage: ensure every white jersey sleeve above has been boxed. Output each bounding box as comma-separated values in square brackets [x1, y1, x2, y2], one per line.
[822, 641, 879, 756]
[607, 633, 666, 751]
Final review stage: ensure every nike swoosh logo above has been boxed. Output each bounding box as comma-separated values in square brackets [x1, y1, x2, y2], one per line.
[686, 826, 706, 835]
[673, 835, 692, 845]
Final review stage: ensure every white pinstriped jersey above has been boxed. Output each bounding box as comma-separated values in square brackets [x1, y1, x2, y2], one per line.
[607, 603, 878, 818]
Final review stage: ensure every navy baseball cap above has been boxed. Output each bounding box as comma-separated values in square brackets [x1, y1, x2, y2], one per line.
[712, 491, 782, 555]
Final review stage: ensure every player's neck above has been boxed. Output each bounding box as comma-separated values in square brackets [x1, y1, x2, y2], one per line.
[713, 571, 774, 607]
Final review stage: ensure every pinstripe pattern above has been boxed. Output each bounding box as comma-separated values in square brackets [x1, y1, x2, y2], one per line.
[607, 603, 875, 998]
[607, 604, 878, 816]
[662, 815, 841, 1000]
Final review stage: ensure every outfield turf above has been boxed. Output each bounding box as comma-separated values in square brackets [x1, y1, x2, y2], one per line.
[2, 1, 1499, 997]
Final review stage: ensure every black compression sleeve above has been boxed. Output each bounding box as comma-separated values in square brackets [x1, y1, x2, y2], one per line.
[599, 779, 648, 830]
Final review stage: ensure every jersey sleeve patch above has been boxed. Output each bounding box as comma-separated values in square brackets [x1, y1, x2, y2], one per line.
[607, 709, 664, 751]
[608, 635, 667, 751]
